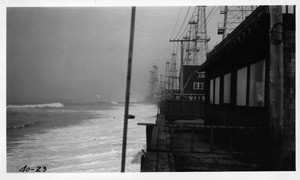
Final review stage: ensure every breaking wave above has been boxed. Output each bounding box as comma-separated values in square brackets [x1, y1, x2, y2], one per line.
[110, 101, 119, 105]
[8, 122, 37, 130]
[131, 149, 144, 164]
[7, 102, 64, 109]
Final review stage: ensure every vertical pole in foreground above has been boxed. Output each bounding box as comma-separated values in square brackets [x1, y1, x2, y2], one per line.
[121, 6, 136, 172]
[180, 41, 184, 95]
[269, 6, 283, 169]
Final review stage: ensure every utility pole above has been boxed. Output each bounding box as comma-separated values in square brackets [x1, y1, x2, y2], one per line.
[180, 41, 184, 95]
[182, 6, 209, 66]
[164, 61, 170, 90]
[169, 39, 193, 94]
[167, 6, 209, 94]
[269, 5, 284, 169]
[159, 74, 164, 92]
[182, 28, 192, 65]
[121, 6, 136, 173]
[170, 51, 177, 90]
[152, 65, 159, 96]
[148, 70, 153, 98]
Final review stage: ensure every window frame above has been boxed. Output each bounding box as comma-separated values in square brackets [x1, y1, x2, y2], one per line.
[193, 82, 203, 90]
[197, 72, 205, 78]
[249, 59, 266, 107]
[236, 66, 248, 106]
[223, 73, 231, 104]
[209, 79, 214, 104]
[214, 77, 220, 104]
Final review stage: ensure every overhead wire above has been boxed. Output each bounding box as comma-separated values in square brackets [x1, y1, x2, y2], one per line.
[177, 7, 197, 66]
[178, 7, 197, 39]
[166, 7, 189, 89]
[177, 6, 214, 63]
[205, 6, 219, 25]
[171, 6, 219, 44]
[168, 7, 181, 62]
[205, 6, 216, 23]
[170, 7, 183, 39]
[168, 6, 218, 72]
[178, 6, 217, 40]
[197, 6, 216, 30]
[173, 6, 191, 40]
[170, 7, 182, 57]
[169, 6, 192, 75]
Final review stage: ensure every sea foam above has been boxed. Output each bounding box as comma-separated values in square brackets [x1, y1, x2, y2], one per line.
[110, 101, 119, 105]
[7, 102, 64, 109]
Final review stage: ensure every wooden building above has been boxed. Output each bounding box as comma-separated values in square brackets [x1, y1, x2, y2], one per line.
[181, 65, 205, 100]
[160, 66, 206, 122]
[201, 6, 295, 170]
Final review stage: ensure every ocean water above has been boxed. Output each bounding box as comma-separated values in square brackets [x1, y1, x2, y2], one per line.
[7, 102, 157, 172]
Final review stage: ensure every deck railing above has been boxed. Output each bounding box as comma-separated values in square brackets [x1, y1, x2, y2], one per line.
[139, 122, 263, 154]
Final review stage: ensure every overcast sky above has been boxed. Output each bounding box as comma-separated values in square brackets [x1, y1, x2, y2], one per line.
[7, 6, 223, 104]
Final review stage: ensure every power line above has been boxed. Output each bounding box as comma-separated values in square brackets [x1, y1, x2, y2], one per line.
[206, 6, 216, 22]
[205, 6, 219, 25]
[170, 7, 182, 39]
[178, 7, 197, 39]
[179, 6, 215, 40]
[174, 6, 191, 40]
[197, 6, 215, 30]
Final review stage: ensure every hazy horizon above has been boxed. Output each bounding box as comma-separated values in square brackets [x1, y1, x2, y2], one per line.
[6, 7, 223, 104]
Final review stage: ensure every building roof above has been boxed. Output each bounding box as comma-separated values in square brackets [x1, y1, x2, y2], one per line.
[201, 6, 270, 70]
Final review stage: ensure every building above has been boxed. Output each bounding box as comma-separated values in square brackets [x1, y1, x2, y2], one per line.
[201, 6, 295, 170]
[181, 65, 205, 101]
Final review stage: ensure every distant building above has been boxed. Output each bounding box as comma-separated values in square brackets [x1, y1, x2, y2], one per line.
[181, 65, 205, 101]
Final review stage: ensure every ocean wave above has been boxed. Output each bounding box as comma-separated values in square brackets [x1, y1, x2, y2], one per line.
[7, 102, 64, 109]
[110, 101, 119, 105]
[7, 122, 36, 130]
[74, 149, 119, 160]
[100, 149, 119, 156]
[131, 149, 144, 164]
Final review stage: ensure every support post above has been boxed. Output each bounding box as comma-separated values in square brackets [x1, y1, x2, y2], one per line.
[169, 39, 191, 95]
[228, 129, 232, 152]
[170, 127, 173, 151]
[191, 128, 195, 152]
[121, 6, 136, 172]
[180, 41, 184, 95]
[269, 6, 283, 169]
[155, 124, 160, 172]
[146, 126, 153, 151]
[210, 128, 214, 153]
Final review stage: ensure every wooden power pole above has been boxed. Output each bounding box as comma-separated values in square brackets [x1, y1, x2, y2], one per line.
[121, 6, 136, 172]
[269, 5, 284, 169]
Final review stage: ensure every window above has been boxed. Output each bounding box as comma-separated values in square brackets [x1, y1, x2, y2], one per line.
[197, 72, 205, 78]
[214, 77, 220, 104]
[249, 60, 265, 107]
[210, 79, 214, 104]
[236, 67, 247, 106]
[223, 73, 231, 103]
[193, 82, 203, 90]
